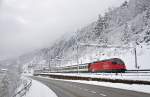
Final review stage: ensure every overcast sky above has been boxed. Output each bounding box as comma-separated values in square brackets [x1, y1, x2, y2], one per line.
[0, 0, 126, 59]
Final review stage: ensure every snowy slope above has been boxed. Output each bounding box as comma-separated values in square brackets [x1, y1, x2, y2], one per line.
[23, 79, 58, 97]
[21, 0, 150, 71]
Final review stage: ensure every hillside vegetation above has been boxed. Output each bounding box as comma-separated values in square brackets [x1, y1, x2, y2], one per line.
[20, 0, 150, 70]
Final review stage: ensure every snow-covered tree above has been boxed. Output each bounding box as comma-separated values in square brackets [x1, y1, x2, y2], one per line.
[94, 14, 108, 37]
[121, 23, 132, 44]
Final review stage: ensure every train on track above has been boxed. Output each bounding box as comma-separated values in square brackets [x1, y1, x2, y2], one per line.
[33, 58, 127, 74]
[58, 58, 127, 73]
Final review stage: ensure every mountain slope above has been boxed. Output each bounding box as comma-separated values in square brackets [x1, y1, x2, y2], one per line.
[21, 0, 150, 71]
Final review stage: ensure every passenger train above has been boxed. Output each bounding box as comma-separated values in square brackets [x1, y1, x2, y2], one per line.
[58, 58, 126, 73]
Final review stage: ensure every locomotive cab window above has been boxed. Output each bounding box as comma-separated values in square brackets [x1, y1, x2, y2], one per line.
[112, 61, 117, 64]
[116, 60, 125, 65]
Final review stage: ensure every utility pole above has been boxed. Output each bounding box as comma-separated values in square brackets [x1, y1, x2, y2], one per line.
[134, 47, 138, 69]
[48, 50, 51, 72]
[74, 31, 80, 74]
[48, 58, 51, 72]
[76, 44, 79, 74]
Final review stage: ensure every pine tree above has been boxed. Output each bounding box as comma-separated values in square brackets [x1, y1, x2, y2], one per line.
[130, 0, 150, 16]
[143, 7, 150, 26]
[94, 14, 108, 37]
[121, 23, 131, 44]
[121, 1, 128, 8]
[144, 29, 150, 43]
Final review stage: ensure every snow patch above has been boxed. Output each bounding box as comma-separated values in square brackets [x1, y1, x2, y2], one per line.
[23, 79, 58, 97]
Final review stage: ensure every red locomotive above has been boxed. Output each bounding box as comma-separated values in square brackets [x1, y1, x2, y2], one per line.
[88, 58, 126, 73]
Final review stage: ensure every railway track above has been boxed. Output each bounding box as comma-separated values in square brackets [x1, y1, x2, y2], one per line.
[125, 69, 150, 73]
[127, 69, 150, 71]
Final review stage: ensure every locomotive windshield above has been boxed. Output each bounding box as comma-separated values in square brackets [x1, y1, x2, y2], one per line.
[113, 58, 125, 65]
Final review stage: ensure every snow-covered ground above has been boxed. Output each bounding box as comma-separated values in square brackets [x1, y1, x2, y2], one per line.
[23, 78, 58, 97]
[38, 76, 150, 94]
[40, 72, 150, 81]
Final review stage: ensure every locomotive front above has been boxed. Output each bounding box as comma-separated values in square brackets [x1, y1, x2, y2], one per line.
[88, 58, 126, 73]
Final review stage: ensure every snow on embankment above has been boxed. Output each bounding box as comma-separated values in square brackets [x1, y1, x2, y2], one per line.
[23, 79, 57, 97]
[41, 72, 150, 82]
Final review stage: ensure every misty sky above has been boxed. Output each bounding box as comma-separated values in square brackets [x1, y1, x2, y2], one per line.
[0, 0, 126, 59]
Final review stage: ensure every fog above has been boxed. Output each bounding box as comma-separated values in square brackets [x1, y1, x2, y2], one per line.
[0, 0, 126, 59]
